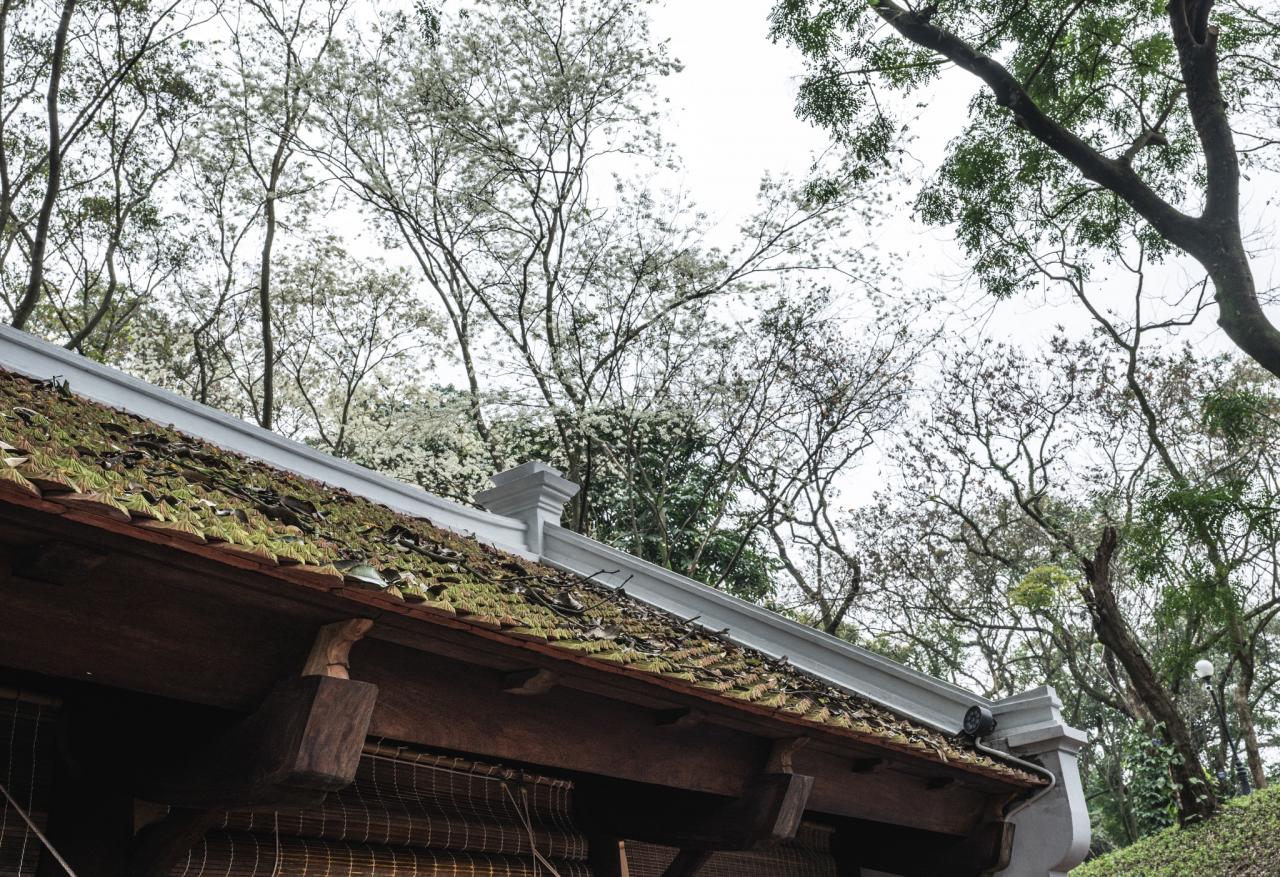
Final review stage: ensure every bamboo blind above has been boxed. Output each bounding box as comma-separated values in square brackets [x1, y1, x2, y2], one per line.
[0, 700, 55, 877]
[176, 740, 593, 877]
[177, 834, 592, 877]
[624, 822, 839, 877]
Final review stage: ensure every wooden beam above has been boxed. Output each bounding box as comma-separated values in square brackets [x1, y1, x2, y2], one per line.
[661, 850, 712, 877]
[128, 810, 219, 877]
[12, 539, 108, 585]
[138, 674, 376, 810]
[301, 618, 373, 679]
[576, 772, 813, 852]
[364, 638, 997, 836]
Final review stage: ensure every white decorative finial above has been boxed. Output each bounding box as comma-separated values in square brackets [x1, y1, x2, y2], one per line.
[474, 461, 579, 555]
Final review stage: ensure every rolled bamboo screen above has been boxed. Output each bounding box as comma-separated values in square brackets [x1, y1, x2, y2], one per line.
[0, 699, 55, 877]
[175, 740, 594, 877]
[624, 822, 839, 877]
[177, 835, 593, 877]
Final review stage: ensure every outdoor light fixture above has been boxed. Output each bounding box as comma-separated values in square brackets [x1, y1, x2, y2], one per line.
[962, 704, 997, 737]
[1194, 658, 1214, 681]
[1192, 658, 1252, 797]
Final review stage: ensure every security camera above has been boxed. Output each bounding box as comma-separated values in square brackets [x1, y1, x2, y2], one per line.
[962, 704, 997, 738]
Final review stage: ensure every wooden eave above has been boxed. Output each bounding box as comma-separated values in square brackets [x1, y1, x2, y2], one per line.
[0, 494, 1034, 841]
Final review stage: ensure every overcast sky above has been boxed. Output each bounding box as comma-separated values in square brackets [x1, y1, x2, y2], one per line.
[647, 1, 1104, 345]
[649, 1, 829, 223]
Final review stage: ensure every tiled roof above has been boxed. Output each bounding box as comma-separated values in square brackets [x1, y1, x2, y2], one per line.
[0, 368, 1037, 785]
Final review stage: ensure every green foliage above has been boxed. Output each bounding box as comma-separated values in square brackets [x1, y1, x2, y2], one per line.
[504, 405, 780, 602]
[1201, 388, 1269, 445]
[1073, 784, 1280, 877]
[770, 0, 1279, 301]
[1008, 563, 1075, 612]
[1126, 731, 1179, 838]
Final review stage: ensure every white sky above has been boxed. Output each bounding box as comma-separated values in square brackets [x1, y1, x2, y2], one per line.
[648, 2, 1100, 343]
[648, 1, 828, 223]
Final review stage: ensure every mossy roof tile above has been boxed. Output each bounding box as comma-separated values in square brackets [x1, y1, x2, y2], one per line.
[0, 369, 1037, 785]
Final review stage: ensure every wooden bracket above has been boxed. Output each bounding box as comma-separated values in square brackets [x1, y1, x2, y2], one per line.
[131, 624, 377, 877]
[301, 618, 373, 679]
[501, 667, 558, 695]
[765, 736, 809, 774]
[137, 674, 377, 810]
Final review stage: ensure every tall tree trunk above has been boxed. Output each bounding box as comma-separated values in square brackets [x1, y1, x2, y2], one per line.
[1221, 612, 1268, 792]
[0, 0, 16, 268]
[1081, 527, 1218, 823]
[1200, 236, 1280, 381]
[13, 0, 75, 329]
[1233, 683, 1267, 790]
[257, 189, 277, 429]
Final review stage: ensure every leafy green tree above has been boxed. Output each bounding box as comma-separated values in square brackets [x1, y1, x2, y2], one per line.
[771, 0, 1280, 379]
[222, 0, 350, 429]
[1, 0, 210, 340]
[311, 0, 872, 505]
[853, 330, 1280, 824]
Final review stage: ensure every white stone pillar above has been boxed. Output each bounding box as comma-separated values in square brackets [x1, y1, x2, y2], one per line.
[989, 686, 1090, 877]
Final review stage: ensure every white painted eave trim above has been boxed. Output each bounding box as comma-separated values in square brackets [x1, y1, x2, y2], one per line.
[0, 325, 530, 554]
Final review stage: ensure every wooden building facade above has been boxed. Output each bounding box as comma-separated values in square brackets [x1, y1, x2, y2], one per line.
[0, 328, 1089, 877]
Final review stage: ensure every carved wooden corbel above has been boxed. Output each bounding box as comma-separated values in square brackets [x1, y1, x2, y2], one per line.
[130, 619, 378, 877]
[501, 667, 558, 695]
[301, 618, 373, 678]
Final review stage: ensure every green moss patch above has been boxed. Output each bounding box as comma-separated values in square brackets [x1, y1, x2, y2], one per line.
[1074, 785, 1280, 876]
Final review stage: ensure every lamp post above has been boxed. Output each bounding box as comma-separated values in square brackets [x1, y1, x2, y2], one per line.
[1193, 659, 1252, 797]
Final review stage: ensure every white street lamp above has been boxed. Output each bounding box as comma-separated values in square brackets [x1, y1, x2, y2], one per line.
[1193, 657, 1251, 796]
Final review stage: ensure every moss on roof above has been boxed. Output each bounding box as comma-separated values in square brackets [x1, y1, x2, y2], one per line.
[1073, 786, 1280, 877]
[0, 369, 1035, 784]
